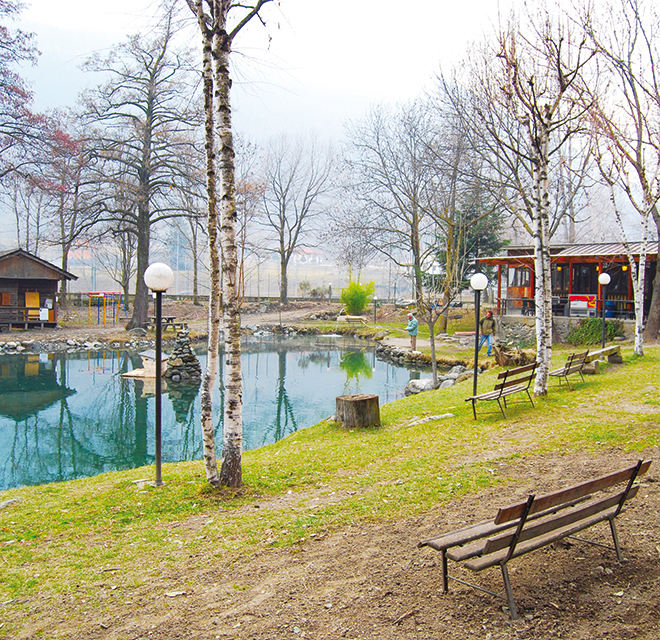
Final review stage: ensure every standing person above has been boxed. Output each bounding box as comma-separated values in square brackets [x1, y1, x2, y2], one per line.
[478, 310, 496, 356]
[406, 312, 419, 352]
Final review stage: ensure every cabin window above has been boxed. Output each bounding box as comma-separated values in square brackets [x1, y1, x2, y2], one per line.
[552, 264, 569, 294]
[571, 263, 598, 294]
[0, 292, 10, 306]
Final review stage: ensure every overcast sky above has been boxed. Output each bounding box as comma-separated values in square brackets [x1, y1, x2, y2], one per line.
[20, 0, 514, 141]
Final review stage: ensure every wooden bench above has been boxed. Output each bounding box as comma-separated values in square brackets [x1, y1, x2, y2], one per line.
[336, 314, 366, 324]
[583, 344, 623, 374]
[548, 350, 589, 390]
[465, 362, 537, 419]
[419, 459, 652, 619]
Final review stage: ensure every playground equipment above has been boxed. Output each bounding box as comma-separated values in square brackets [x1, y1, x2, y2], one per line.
[87, 292, 128, 326]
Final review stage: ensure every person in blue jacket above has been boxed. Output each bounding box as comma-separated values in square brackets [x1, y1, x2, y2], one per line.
[406, 312, 419, 351]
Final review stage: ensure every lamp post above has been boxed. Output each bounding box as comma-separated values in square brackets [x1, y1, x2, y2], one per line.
[328, 282, 332, 302]
[599, 272, 611, 350]
[470, 273, 489, 397]
[143, 262, 174, 487]
[373, 295, 378, 323]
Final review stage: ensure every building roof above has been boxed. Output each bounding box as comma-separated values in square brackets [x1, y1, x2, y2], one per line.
[0, 248, 78, 280]
[478, 242, 659, 265]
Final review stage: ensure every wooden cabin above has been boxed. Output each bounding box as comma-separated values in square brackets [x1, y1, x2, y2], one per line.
[478, 242, 658, 318]
[0, 249, 78, 330]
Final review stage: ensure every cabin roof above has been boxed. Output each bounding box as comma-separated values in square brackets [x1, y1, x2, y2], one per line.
[0, 248, 78, 281]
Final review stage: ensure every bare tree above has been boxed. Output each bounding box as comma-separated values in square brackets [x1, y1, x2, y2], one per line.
[587, 0, 660, 343]
[342, 102, 441, 304]
[0, 0, 45, 182]
[259, 135, 333, 304]
[82, 10, 202, 329]
[186, 0, 273, 488]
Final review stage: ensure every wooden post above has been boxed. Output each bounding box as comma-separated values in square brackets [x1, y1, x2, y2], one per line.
[335, 394, 380, 428]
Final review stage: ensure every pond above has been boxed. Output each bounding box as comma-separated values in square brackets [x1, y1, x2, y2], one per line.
[0, 336, 426, 490]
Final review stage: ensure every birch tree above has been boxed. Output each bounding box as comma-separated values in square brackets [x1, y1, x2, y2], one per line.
[186, 0, 273, 488]
[458, 6, 595, 395]
[587, 0, 660, 343]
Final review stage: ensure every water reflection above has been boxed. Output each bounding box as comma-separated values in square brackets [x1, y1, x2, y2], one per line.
[0, 338, 423, 490]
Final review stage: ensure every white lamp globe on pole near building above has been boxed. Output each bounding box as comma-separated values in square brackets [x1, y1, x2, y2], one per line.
[470, 272, 488, 292]
[598, 272, 611, 350]
[143, 262, 174, 486]
[470, 272, 489, 404]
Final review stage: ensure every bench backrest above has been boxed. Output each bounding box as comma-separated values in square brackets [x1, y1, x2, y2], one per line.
[560, 350, 589, 374]
[494, 362, 537, 393]
[494, 459, 652, 525]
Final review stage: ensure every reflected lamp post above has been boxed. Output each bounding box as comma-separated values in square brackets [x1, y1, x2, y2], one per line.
[143, 262, 174, 487]
[599, 272, 611, 349]
[470, 273, 489, 397]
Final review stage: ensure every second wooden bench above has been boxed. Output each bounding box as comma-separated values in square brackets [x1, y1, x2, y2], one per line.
[465, 362, 537, 419]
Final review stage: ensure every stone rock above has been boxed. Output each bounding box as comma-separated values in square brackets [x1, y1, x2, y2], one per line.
[439, 379, 455, 389]
[404, 378, 437, 396]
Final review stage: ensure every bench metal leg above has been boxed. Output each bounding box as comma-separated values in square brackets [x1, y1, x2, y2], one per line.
[525, 390, 535, 407]
[496, 399, 507, 418]
[500, 564, 518, 620]
[441, 550, 449, 593]
[609, 518, 623, 563]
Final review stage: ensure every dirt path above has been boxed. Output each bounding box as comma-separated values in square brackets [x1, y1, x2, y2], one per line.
[12, 449, 660, 640]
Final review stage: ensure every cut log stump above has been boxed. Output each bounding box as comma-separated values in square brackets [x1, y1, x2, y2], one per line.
[335, 393, 380, 428]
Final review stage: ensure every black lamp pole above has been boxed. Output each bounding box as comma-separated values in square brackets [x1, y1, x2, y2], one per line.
[599, 272, 611, 350]
[144, 262, 173, 488]
[154, 289, 164, 486]
[601, 281, 608, 350]
[470, 273, 488, 397]
[473, 288, 482, 397]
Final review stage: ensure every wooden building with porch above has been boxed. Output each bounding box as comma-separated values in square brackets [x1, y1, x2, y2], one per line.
[0, 249, 78, 330]
[478, 242, 658, 319]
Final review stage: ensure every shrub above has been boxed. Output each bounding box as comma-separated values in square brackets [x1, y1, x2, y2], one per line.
[340, 280, 375, 315]
[566, 317, 625, 345]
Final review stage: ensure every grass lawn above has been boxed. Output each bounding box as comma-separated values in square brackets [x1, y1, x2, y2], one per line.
[1, 343, 659, 634]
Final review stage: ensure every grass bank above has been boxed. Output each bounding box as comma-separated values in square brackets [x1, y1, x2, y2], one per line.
[1, 345, 659, 634]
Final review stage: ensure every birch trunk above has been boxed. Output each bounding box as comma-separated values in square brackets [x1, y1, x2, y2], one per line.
[215, 30, 243, 488]
[528, 110, 553, 396]
[610, 183, 649, 356]
[193, 1, 221, 486]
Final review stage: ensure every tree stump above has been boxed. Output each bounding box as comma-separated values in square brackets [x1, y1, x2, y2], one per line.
[335, 394, 380, 428]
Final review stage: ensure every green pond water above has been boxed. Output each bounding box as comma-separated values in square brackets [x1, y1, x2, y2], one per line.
[0, 336, 425, 490]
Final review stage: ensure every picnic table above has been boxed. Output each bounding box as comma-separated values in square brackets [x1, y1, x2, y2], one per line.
[147, 316, 187, 331]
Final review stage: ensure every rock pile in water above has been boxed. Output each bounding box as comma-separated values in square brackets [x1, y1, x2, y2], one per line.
[164, 329, 202, 383]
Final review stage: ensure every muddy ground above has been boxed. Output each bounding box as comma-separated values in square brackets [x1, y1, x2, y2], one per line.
[11, 449, 660, 640]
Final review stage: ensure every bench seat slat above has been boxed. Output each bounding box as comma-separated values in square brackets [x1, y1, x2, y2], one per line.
[465, 508, 619, 572]
[419, 518, 514, 551]
[494, 460, 651, 524]
[468, 384, 528, 402]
